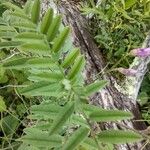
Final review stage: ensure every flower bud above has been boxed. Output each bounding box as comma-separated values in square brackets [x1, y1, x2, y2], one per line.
[130, 48, 150, 57]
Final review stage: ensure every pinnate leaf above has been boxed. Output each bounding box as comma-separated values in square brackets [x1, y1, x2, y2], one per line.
[62, 126, 89, 150]
[89, 109, 133, 122]
[98, 130, 143, 144]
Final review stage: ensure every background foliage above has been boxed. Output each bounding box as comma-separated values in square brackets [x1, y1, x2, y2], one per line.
[82, 0, 150, 67]
[0, 0, 149, 150]
[82, 0, 150, 125]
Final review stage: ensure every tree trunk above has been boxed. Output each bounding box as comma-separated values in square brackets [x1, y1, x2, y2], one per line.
[41, 1, 150, 149]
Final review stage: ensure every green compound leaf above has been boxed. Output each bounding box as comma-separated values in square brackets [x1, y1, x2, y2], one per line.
[2, 57, 29, 69]
[62, 48, 80, 68]
[52, 27, 70, 53]
[0, 31, 17, 38]
[2, 2, 24, 13]
[20, 128, 62, 148]
[23, 0, 33, 15]
[0, 25, 15, 31]
[89, 109, 133, 122]
[30, 103, 62, 120]
[28, 72, 63, 82]
[49, 102, 75, 135]
[31, 0, 40, 24]
[9, 11, 30, 21]
[82, 137, 98, 150]
[82, 104, 103, 113]
[62, 126, 89, 150]
[40, 8, 53, 34]
[47, 15, 61, 42]
[19, 42, 50, 55]
[68, 55, 85, 80]
[27, 58, 56, 68]
[0, 41, 22, 49]
[3, 57, 56, 69]
[98, 130, 143, 144]
[85, 80, 108, 96]
[14, 32, 44, 42]
[11, 22, 36, 31]
[19, 82, 63, 97]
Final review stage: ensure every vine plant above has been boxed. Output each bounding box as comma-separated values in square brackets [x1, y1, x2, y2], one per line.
[0, 0, 146, 149]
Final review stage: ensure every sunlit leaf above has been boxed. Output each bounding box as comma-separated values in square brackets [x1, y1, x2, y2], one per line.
[11, 22, 36, 30]
[28, 72, 63, 82]
[47, 15, 61, 42]
[19, 42, 50, 54]
[49, 102, 75, 135]
[0, 41, 22, 49]
[3, 57, 56, 69]
[125, 0, 137, 10]
[68, 55, 85, 80]
[40, 8, 53, 34]
[52, 27, 70, 53]
[31, 0, 40, 24]
[85, 80, 108, 96]
[20, 128, 62, 148]
[62, 48, 80, 68]
[62, 126, 89, 150]
[98, 130, 143, 144]
[14, 32, 44, 42]
[19, 82, 63, 97]
[89, 109, 133, 122]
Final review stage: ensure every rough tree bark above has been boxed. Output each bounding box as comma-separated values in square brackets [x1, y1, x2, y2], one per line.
[41, 0, 150, 149]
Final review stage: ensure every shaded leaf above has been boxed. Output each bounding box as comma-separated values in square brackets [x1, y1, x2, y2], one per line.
[0, 96, 6, 112]
[2, 2, 23, 13]
[0, 115, 19, 135]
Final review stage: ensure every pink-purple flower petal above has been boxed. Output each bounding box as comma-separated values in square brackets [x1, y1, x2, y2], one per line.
[130, 48, 150, 57]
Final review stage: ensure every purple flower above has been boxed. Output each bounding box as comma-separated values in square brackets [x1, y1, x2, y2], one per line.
[130, 48, 150, 57]
[116, 68, 138, 76]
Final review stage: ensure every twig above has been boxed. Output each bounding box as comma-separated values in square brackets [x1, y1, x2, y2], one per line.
[0, 52, 20, 63]
[0, 85, 28, 90]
